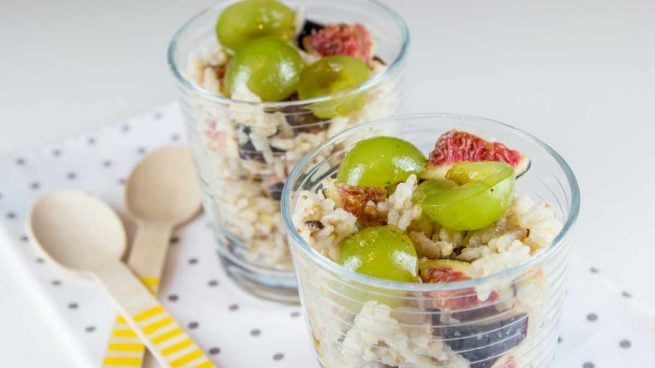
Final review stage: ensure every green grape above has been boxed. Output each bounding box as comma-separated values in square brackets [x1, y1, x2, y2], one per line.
[224, 38, 303, 102]
[336, 137, 427, 187]
[297, 55, 371, 118]
[335, 225, 419, 312]
[446, 161, 515, 187]
[216, 0, 296, 50]
[338, 225, 419, 282]
[414, 162, 515, 231]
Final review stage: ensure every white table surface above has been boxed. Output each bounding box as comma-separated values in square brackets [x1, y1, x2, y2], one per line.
[1, 0, 654, 366]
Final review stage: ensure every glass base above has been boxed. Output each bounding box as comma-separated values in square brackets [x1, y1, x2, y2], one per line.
[216, 249, 299, 305]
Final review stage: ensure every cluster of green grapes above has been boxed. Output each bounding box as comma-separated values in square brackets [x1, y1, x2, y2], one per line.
[216, 0, 371, 117]
[335, 137, 517, 282]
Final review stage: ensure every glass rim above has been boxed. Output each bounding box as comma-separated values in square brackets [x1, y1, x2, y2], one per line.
[166, 0, 410, 108]
[281, 113, 581, 292]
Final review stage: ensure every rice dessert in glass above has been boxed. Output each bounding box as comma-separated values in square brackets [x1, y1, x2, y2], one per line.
[167, 0, 408, 302]
[282, 114, 580, 367]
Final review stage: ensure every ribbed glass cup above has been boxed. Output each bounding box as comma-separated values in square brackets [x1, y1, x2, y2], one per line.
[281, 114, 580, 367]
[168, 0, 409, 303]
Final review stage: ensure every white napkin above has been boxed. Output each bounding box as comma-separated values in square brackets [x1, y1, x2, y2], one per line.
[0, 103, 652, 367]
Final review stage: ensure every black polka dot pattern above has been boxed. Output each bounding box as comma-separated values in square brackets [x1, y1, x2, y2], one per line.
[1, 108, 316, 368]
[3, 107, 651, 368]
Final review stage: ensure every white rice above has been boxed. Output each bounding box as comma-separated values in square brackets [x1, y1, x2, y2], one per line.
[409, 231, 455, 259]
[184, 44, 396, 270]
[376, 174, 422, 230]
[319, 301, 471, 368]
[293, 190, 358, 260]
[293, 174, 563, 365]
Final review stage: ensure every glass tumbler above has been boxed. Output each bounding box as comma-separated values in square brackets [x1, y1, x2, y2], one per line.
[282, 115, 580, 367]
[168, 0, 408, 303]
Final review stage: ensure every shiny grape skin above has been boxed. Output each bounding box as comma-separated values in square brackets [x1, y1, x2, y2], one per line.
[297, 55, 371, 118]
[338, 225, 419, 282]
[224, 38, 303, 102]
[216, 0, 296, 50]
[415, 162, 515, 231]
[337, 136, 427, 187]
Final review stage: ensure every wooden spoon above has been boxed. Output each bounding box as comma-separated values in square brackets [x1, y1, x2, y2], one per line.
[29, 191, 215, 368]
[125, 145, 202, 282]
[103, 145, 203, 367]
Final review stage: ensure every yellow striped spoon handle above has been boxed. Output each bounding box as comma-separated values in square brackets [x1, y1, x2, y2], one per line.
[102, 145, 202, 367]
[102, 277, 159, 367]
[102, 220, 172, 367]
[95, 263, 215, 368]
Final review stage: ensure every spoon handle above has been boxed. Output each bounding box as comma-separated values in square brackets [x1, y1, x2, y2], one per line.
[95, 263, 216, 368]
[102, 223, 172, 367]
[129, 222, 173, 282]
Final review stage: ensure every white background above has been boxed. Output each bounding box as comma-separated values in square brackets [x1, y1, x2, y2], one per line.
[1, 0, 654, 366]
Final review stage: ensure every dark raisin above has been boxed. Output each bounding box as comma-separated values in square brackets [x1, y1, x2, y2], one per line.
[296, 19, 325, 50]
[238, 139, 265, 162]
[237, 125, 285, 162]
[281, 104, 328, 132]
[305, 220, 324, 230]
[266, 94, 328, 132]
[268, 182, 285, 201]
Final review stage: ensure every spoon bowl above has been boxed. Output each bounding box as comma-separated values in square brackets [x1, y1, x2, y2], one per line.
[29, 191, 126, 273]
[28, 190, 216, 368]
[125, 146, 201, 224]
